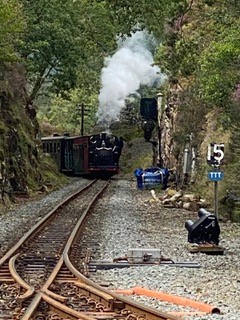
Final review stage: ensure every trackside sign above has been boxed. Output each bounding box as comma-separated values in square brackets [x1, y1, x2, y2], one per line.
[208, 171, 224, 181]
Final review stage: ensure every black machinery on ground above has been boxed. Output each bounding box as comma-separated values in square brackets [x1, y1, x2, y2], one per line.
[185, 208, 220, 245]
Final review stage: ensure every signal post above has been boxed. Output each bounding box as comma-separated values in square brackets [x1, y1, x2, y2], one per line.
[207, 143, 225, 219]
[186, 142, 225, 255]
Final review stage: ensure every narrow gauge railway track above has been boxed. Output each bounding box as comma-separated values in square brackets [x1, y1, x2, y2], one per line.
[0, 179, 180, 320]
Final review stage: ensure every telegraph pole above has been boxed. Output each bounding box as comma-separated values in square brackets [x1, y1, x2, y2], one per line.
[76, 104, 91, 135]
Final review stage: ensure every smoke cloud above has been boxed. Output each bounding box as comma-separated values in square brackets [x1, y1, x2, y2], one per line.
[97, 30, 165, 128]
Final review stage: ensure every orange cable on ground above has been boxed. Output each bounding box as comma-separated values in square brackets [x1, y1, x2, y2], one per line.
[114, 287, 220, 314]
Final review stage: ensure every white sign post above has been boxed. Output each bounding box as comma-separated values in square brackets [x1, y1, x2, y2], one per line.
[207, 143, 225, 219]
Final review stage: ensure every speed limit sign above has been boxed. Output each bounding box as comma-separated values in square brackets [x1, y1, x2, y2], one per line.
[207, 143, 224, 165]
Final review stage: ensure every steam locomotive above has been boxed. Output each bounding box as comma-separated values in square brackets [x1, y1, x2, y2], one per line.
[41, 132, 123, 177]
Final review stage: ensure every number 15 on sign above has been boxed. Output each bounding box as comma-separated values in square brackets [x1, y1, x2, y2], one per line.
[207, 143, 225, 165]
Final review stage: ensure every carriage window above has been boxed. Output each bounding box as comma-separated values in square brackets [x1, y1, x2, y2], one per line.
[49, 143, 53, 153]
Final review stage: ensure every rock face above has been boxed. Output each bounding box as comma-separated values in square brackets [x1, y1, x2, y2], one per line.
[0, 62, 42, 202]
[160, 81, 181, 170]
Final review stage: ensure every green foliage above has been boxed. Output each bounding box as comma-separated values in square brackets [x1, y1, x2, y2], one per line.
[155, 0, 240, 121]
[198, 31, 240, 108]
[39, 155, 69, 189]
[18, 0, 121, 100]
[0, 0, 25, 61]
[37, 88, 98, 135]
[104, 0, 189, 38]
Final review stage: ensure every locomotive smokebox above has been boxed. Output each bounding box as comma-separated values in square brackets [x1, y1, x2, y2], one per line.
[185, 209, 220, 245]
[92, 125, 107, 134]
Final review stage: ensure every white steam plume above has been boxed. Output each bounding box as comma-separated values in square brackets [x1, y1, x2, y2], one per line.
[97, 30, 165, 128]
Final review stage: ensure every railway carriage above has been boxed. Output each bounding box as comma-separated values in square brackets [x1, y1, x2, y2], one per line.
[41, 134, 73, 173]
[41, 132, 123, 177]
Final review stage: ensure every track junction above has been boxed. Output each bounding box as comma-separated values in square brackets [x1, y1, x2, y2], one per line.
[0, 179, 179, 320]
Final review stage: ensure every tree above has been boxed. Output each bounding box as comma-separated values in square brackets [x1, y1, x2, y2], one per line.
[198, 32, 240, 110]
[103, 0, 188, 38]
[0, 0, 25, 61]
[38, 88, 98, 135]
[155, 0, 240, 114]
[18, 0, 121, 101]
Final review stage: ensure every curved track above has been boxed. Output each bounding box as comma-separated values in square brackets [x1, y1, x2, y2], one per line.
[0, 180, 180, 320]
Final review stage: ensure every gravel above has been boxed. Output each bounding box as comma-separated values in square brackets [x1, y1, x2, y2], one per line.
[81, 179, 240, 320]
[0, 178, 89, 257]
[0, 178, 239, 320]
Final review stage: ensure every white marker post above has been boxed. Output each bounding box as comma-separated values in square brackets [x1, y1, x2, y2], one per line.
[207, 143, 225, 219]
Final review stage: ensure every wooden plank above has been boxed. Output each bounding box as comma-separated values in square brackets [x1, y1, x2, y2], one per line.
[187, 244, 225, 255]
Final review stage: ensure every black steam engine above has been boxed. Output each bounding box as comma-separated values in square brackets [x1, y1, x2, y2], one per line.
[185, 209, 220, 245]
[41, 132, 123, 177]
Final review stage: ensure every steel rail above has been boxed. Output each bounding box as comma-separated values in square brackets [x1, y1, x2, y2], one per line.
[0, 179, 100, 319]
[9, 254, 35, 302]
[1, 179, 180, 320]
[0, 179, 97, 267]
[20, 177, 179, 319]
[17, 180, 110, 319]
[62, 181, 180, 320]
[65, 254, 180, 320]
